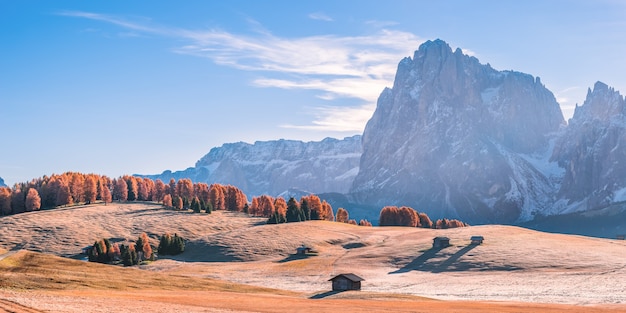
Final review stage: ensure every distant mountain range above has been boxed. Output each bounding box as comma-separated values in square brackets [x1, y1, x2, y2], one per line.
[143, 39, 626, 235]
[0, 177, 5, 187]
[142, 136, 362, 197]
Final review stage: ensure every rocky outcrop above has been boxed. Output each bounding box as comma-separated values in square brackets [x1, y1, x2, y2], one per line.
[551, 82, 626, 212]
[143, 136, 362, 197]
[351, 39, 565, 224]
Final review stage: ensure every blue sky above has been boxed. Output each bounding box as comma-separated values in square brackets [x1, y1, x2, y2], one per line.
[2, 1, 626, 185]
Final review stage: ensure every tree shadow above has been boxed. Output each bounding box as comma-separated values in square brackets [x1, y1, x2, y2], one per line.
[389, 246, 445, 274]
[309, 290, 344, 299]
[390, 244, 491, 274]
[277, 253, 316, 263]
[432, 244, 477, 273]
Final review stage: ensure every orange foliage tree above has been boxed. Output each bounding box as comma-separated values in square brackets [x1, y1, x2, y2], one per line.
[336, 207, 349, 223]
[0, 187, 12, 215]
[24, 188, 41, 212]
[83, 176, 97, 204]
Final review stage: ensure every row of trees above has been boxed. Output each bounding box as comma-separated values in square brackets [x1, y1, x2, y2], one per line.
[379, 206, 468, 229]
[88, 232, 185, 266]
[0, 172, 248, 216]
[1, 172, 467, 228]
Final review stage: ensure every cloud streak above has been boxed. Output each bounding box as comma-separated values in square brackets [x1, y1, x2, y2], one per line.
[61, 11, 423, 132]
[308, 12, 334, 22]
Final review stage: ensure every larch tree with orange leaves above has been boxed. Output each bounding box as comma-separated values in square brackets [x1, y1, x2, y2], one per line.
[24, 188, 41, 212]
[83, 176, 97, 204]
[336, 208, 349, 223]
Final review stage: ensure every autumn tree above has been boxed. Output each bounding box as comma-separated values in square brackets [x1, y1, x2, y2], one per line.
[69, 173, 84, 204]
[304, 195, 323, 220]
[267, 197, 287, 224]
[177, 179, 194, 203]
[162, 194, 173, 208]
[0, 187, 12, 215]
[172, 196, 183, 210]
[347, 219, 357, 225]
[83, 176, 97, 204]
[257, 195, 275, 218]
[379, 206, 399, 226]
[397, 206, 419, 227]
[154, 179, 165, 202]
[113, 178, 128, 202]
[10, 186, 25, 214]
[55, 179, 72, 206]
[209, 184, 225, 210]
[418, 212, 433, 228]
[101, 184, 112, 205]
[359, 219, 372, 226]
[135, 233, 153, 261]
[168, 179, 177, 197]
[24, 188, 41, 212]
[321, 201, 334, 221]
[137, 178, 149, 201]
[336, 208, 349, 223]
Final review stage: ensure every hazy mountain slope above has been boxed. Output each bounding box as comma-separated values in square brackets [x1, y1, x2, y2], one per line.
[143, 135, 362, 197]
[350, 39, 565, 224]
[551, 82, 626, 213]
[0, 177, 5, 187]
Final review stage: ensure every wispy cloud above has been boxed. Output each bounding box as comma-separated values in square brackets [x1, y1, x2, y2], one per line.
[61, 11, 423, 132]
[308, 12, 334, 22]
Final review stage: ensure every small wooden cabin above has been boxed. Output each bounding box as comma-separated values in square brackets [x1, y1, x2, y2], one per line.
[296, 245, 312, 255]
[433, 236, 450, 249]
[470, 236, 484, 245]
[329, 273, 364, 291]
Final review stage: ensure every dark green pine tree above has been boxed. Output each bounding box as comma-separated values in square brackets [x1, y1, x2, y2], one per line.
[205, 201, 213, 214]
[191, 196, 201, 213]
[300, 198, 311, 221]
[285, 197, 302, 223]
[121, 244, 138, 266]
[173, 234, 185, 254]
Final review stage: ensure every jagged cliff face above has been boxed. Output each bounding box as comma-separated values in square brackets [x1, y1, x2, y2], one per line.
[551, 82, 626, 211]
[144, 136, 362, 197]
[351, 40, 565, 224]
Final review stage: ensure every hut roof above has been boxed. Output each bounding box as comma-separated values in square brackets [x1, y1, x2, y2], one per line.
[328, 273, 364, 282]
[433, 236, 450, 240]
[471, 236, 484, 240]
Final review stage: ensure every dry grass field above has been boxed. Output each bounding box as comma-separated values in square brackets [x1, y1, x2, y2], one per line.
[0, 202, 625, 312]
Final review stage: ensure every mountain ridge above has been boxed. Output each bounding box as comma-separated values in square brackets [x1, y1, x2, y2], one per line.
[143, 39, 626, 228]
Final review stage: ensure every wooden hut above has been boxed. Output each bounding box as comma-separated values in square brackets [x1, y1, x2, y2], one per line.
[470, 236, 484, 245]
[432, 236, 450, 249]
[329, 273, 364, 291]
[296, 245, 313, 255]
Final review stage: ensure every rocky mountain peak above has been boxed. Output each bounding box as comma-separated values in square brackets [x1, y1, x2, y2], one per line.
[571, 81, 625, 124]
[352, 39, 565, 224]
[551, 81, 626, 212]
[0, 176, 5, 188]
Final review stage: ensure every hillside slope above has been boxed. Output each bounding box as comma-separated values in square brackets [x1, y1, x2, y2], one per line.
[0, 203, 624, 305]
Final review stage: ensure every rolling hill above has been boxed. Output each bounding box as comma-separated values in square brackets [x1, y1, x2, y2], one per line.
[0, 203, 625, 312]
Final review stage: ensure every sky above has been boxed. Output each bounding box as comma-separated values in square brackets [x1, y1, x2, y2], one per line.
[2, 0, 626, 186]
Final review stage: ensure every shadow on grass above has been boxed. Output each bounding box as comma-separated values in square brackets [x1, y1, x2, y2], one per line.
[310, 290, 344, 299]
[277, 253, 318, 263]
[389, 246, 445, 274]
[432, 244, 477, 273]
